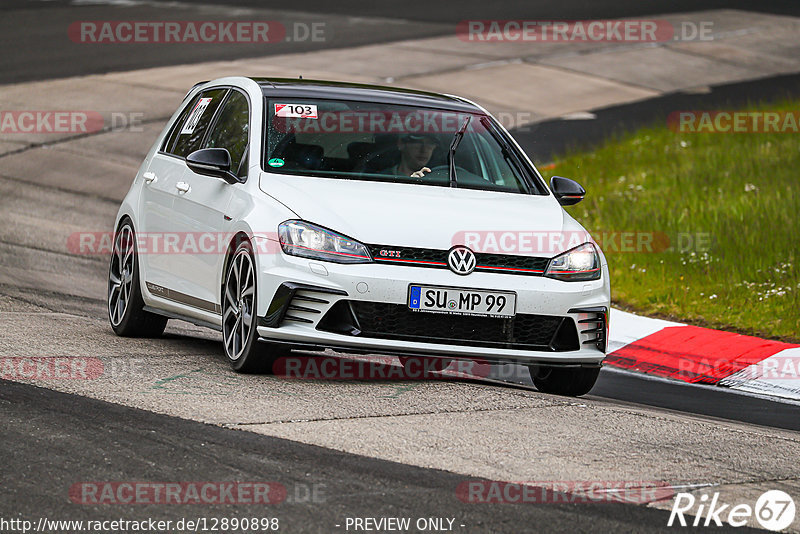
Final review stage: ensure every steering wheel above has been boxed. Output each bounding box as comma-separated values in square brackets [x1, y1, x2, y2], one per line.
[422, 164, 471, 178]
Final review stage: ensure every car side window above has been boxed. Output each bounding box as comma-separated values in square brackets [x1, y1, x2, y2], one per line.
[170, 88, 228, 158]
[204, 90, 250, 176]
[162, 94, 199, 154]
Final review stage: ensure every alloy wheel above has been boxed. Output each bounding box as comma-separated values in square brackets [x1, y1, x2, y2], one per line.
[223, 249, 255, 361]
[108, 225, 135, 326]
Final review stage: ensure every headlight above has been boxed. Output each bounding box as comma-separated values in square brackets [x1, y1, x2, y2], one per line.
[278, 220, 372, 264]
[545, 243, 601, 281]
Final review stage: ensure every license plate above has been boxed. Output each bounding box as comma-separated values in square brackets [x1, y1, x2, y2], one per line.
[408, 285, 516, 318]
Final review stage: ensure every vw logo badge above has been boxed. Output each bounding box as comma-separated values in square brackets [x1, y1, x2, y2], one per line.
[448, 246, 476, 275]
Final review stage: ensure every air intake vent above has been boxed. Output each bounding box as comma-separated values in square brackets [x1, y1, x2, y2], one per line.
[570, 306, 608, 352]
[260, 282, 347, 328]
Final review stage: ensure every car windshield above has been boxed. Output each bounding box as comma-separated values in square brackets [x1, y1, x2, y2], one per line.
[263, 98, 542, 194]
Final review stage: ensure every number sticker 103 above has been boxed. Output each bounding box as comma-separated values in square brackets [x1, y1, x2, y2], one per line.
[274, 103, 318, 119]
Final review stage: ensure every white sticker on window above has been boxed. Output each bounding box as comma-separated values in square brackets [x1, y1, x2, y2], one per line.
[274, 103, 318, 119]
[180, 97, 213, 135]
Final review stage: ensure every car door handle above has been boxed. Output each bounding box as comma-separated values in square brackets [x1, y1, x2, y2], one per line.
[175, 181, 191, 193]
[143, 171, 157, 184]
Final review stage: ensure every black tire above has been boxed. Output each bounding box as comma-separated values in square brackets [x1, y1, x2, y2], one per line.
[222, 240, 286, 373]
[529, 365, 601, 397]
[108, 218, 168, 337]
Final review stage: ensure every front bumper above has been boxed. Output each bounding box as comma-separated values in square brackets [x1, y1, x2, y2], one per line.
[255, 253, 610, 366]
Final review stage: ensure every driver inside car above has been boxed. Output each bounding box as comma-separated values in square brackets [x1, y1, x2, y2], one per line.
[381, 133, 439, 177]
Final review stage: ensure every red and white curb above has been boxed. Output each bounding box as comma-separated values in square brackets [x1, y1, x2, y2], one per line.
[607, 309, 800, 401]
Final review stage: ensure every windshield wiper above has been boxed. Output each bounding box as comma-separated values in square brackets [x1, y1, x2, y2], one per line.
[448, 116, 471, 188]
[479, 116, 533, 194]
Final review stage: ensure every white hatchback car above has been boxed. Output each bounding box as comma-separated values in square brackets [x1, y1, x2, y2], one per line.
[108, 76, 610, 396]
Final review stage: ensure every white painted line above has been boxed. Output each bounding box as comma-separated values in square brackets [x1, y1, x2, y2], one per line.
[721, 347, 800, 401]
[559, 111, 597, 120]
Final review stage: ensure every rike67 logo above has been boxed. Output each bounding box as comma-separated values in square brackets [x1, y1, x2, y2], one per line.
[668, 490, 795, 531]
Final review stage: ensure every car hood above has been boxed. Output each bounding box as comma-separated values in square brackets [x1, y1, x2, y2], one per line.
[260, 173, 589, 256]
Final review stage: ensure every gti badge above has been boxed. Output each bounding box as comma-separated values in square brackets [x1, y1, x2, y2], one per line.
[379, 249, 402, 257]
[448, 246, 476, 275]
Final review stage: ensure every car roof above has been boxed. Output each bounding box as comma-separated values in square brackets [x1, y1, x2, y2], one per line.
[250, 77, 482, 113]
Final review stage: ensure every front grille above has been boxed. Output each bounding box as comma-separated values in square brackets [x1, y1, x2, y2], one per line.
[368, 245, 549, 276]
[370, 245, 444, 264]
[317, 301, 580, 351]
[475, 253, 550, 274]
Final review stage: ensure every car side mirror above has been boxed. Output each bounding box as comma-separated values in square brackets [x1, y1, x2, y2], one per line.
[550, 176, 586, 206]
[186, 148, 243, 184]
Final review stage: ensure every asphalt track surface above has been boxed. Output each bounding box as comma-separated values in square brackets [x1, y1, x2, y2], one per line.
[512, 72, 800, 162]
[7, 378, 759, 534]
[3, 0, 800, 84]
[2, 2, 800, 533]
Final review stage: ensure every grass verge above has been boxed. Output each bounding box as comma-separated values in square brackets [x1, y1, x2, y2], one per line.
[548, 100, 799, 341]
